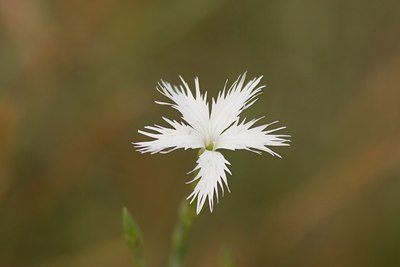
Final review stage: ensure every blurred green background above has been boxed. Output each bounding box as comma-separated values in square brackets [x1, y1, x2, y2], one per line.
[1, 0, 400, 266]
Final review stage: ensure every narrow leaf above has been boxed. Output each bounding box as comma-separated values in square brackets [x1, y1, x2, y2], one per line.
[123, 207, 145, 267]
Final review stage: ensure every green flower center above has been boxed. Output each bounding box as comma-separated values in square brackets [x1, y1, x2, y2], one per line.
[205, 142, 214, 151]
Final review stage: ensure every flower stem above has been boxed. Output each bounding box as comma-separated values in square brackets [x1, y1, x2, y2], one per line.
[168, 198, 196, 267]
[219, 246, 236, 267]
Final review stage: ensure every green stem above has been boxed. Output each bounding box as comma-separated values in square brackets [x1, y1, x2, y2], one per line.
[133, 247, 145, 267]
[167, 198, 196, 267]
[219, 246, 236, 267]
[168, 150, 202, 267]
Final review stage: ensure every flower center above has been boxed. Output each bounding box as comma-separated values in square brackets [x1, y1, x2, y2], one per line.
[204, 134, 215, 151]
[205, 142, 214, 151]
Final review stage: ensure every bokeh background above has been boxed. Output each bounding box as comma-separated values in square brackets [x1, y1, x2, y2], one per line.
[1, 0, 400, 266]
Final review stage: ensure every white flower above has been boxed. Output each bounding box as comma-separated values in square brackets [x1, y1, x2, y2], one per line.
[134, 73, 290, 214]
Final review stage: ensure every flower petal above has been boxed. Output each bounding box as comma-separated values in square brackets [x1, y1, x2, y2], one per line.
[134, 117, 203, 154]
[157, 77, 210, 138]
[187, 150, 231, 214]
[215, 118, 290, 157]
[210, 72, 264, 139]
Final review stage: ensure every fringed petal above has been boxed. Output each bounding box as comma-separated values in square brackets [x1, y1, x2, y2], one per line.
[210, 72, 264, 138]
[156, 77, 210, 137]
[215, 118, 290, 157]
[187, 150, 231, 214]
[134, 118, 203, 154]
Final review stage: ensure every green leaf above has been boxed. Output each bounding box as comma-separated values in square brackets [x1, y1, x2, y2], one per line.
[122, 207, 145, 267]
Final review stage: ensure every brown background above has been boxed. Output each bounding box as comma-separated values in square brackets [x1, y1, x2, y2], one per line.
[1, 0, 400, 266]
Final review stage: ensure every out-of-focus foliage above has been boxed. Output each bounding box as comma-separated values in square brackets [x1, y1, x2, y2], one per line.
[123, 207, 144, 267]
[0, 0, 399, 266]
